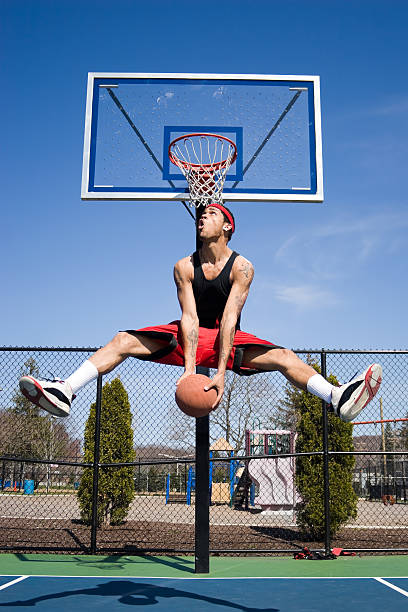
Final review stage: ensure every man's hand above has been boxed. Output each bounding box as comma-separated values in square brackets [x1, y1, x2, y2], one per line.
[176, 369, 195, 387]
[204, 371, 225, 410]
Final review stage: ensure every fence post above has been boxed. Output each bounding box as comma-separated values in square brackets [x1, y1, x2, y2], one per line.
[194, 366, 210, 574]
[194, 208, 210, 574]
[90, 374, 103, 554]
[321, 349, 331, 555]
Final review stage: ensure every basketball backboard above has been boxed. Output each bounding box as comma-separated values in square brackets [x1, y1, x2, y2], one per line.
[81, 73, 323, 203]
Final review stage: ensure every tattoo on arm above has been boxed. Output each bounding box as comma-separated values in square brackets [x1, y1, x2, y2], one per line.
[240, 261, 254, 280]
[234, 294, 246, 313]
[218, 324, 236, 372]
[187, 327, 198, 360]
[219, 350, 229, 368]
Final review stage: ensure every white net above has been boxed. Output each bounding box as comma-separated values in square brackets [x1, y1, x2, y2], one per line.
[169, 133, 237, 208]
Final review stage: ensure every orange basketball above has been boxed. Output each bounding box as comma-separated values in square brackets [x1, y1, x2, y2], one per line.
[175, 374, 217, 418]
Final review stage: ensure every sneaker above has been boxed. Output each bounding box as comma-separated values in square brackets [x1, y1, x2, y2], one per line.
[331, 363, 382, 422]
[19, 376, 73, 417]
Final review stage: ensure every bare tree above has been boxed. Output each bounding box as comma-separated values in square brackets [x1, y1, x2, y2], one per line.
[168, 371, 284, 452]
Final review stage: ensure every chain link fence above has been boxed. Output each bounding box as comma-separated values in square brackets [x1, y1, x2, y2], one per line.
[0, 347, 407, 557]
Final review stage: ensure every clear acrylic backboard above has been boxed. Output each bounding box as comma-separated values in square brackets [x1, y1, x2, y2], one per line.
[81, 73, 323, 204]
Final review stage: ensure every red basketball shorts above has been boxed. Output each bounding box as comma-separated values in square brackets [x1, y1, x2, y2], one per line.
[125, 321, 282, 376]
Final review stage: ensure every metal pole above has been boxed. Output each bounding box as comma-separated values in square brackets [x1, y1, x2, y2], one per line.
[194, 403, 210, 573]
[90, 374, 103, 554]
[194, 206, 210, 574]
[1, 461, 5, 491]
[380, 398, 387, 478]
[321, 350, 331, 556]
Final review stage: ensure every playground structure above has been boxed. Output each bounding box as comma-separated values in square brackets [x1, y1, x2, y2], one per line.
[165, 432, 298, 517]
[209, 438, 248, 506]
[246, 429, 298, 518]
[165, 438, 255, 507]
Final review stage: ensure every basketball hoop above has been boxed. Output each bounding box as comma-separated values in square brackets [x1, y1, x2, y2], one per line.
[168, 133, 237, 208]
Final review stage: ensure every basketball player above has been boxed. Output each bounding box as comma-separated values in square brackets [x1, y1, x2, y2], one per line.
[19, 203, 382, 421]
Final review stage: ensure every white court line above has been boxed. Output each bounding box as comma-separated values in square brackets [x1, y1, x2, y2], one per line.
[0, 576, 29, 591]
[375, 577, 408, 597]
[0, 575, 405, 581]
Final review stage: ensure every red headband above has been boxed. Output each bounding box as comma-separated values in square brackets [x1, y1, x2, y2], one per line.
[205, 203, 235, 233]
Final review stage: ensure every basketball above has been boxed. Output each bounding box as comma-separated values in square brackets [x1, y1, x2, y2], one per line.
[175, 374, 217, 418]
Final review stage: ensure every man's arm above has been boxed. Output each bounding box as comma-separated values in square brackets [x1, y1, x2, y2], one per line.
[206, 257, 254, 407]
[173, 257, 199, 381]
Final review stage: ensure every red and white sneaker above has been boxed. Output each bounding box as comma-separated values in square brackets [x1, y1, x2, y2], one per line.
[19, 376, 73, 417]
[331, 363, 382, 422]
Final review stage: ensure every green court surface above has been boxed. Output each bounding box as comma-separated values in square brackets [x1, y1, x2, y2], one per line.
[0, 554, 406, 579]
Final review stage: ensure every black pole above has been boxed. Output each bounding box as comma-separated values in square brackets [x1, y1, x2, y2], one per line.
[18, 462, 24, 492]
[90, 374, 103, 554]
[321, 350, 331, 556]
[194, 402, 210, 573]
[194, 206, 210, 574]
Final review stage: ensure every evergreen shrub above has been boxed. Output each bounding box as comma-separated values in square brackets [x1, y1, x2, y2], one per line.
[290, 366, 358, 539]
[78, 378, 135, 526]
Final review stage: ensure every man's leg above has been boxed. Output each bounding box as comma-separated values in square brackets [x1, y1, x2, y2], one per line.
[88, 331, 169, 375]
[19, 332, 169, 418]
[241, 346, 382, 422]
[242, 347, 318, 390]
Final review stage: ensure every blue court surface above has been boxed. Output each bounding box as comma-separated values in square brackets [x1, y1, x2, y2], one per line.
[0, 575, 408, 611]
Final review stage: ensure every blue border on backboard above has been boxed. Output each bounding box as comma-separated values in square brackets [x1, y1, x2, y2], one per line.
[85, 76, 320, 197]
[163, 126, 243, 182]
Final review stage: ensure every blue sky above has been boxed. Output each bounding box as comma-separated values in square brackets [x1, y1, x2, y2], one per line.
[1, 0, 407, 351]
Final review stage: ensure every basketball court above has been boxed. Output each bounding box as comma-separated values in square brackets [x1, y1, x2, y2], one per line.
[7, 70, 405, 609]
[3, 0, 408, 608]
[0, 555, 407, 610]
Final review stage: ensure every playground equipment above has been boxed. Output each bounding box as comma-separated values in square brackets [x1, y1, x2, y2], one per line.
[209, 438, 255, 507]
[210, 438, 237, 505]
[246, 429, 298, 519]
[165, 467, 195, 505]
[165, 430, 299, 514]
[165, 438, 256, 507]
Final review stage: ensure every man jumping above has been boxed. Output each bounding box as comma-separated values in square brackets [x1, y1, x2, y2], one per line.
[19, 203, 382, 421]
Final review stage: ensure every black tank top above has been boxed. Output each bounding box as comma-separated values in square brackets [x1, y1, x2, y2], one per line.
[192, 250, 241, 330]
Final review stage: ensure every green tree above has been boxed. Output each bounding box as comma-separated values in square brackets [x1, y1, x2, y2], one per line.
[147, 465, 165, 492]
[11, 358, 40, 418]
[78, 378, 135, 526]
[287, 365, 357, 539]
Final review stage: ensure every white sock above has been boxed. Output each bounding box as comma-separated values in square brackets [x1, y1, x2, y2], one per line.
[306, 373, 334, 404]
[66, 360, 99, 394]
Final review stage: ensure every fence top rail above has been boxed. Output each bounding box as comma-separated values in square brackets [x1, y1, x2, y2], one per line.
[295, 349, 408, 355]
[330, 451, 408, 456]
[0, 346, 100, 352]
[0, 456, 93, 467]
[1, 346, 407, 354]
[2, 450, 407, 469]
